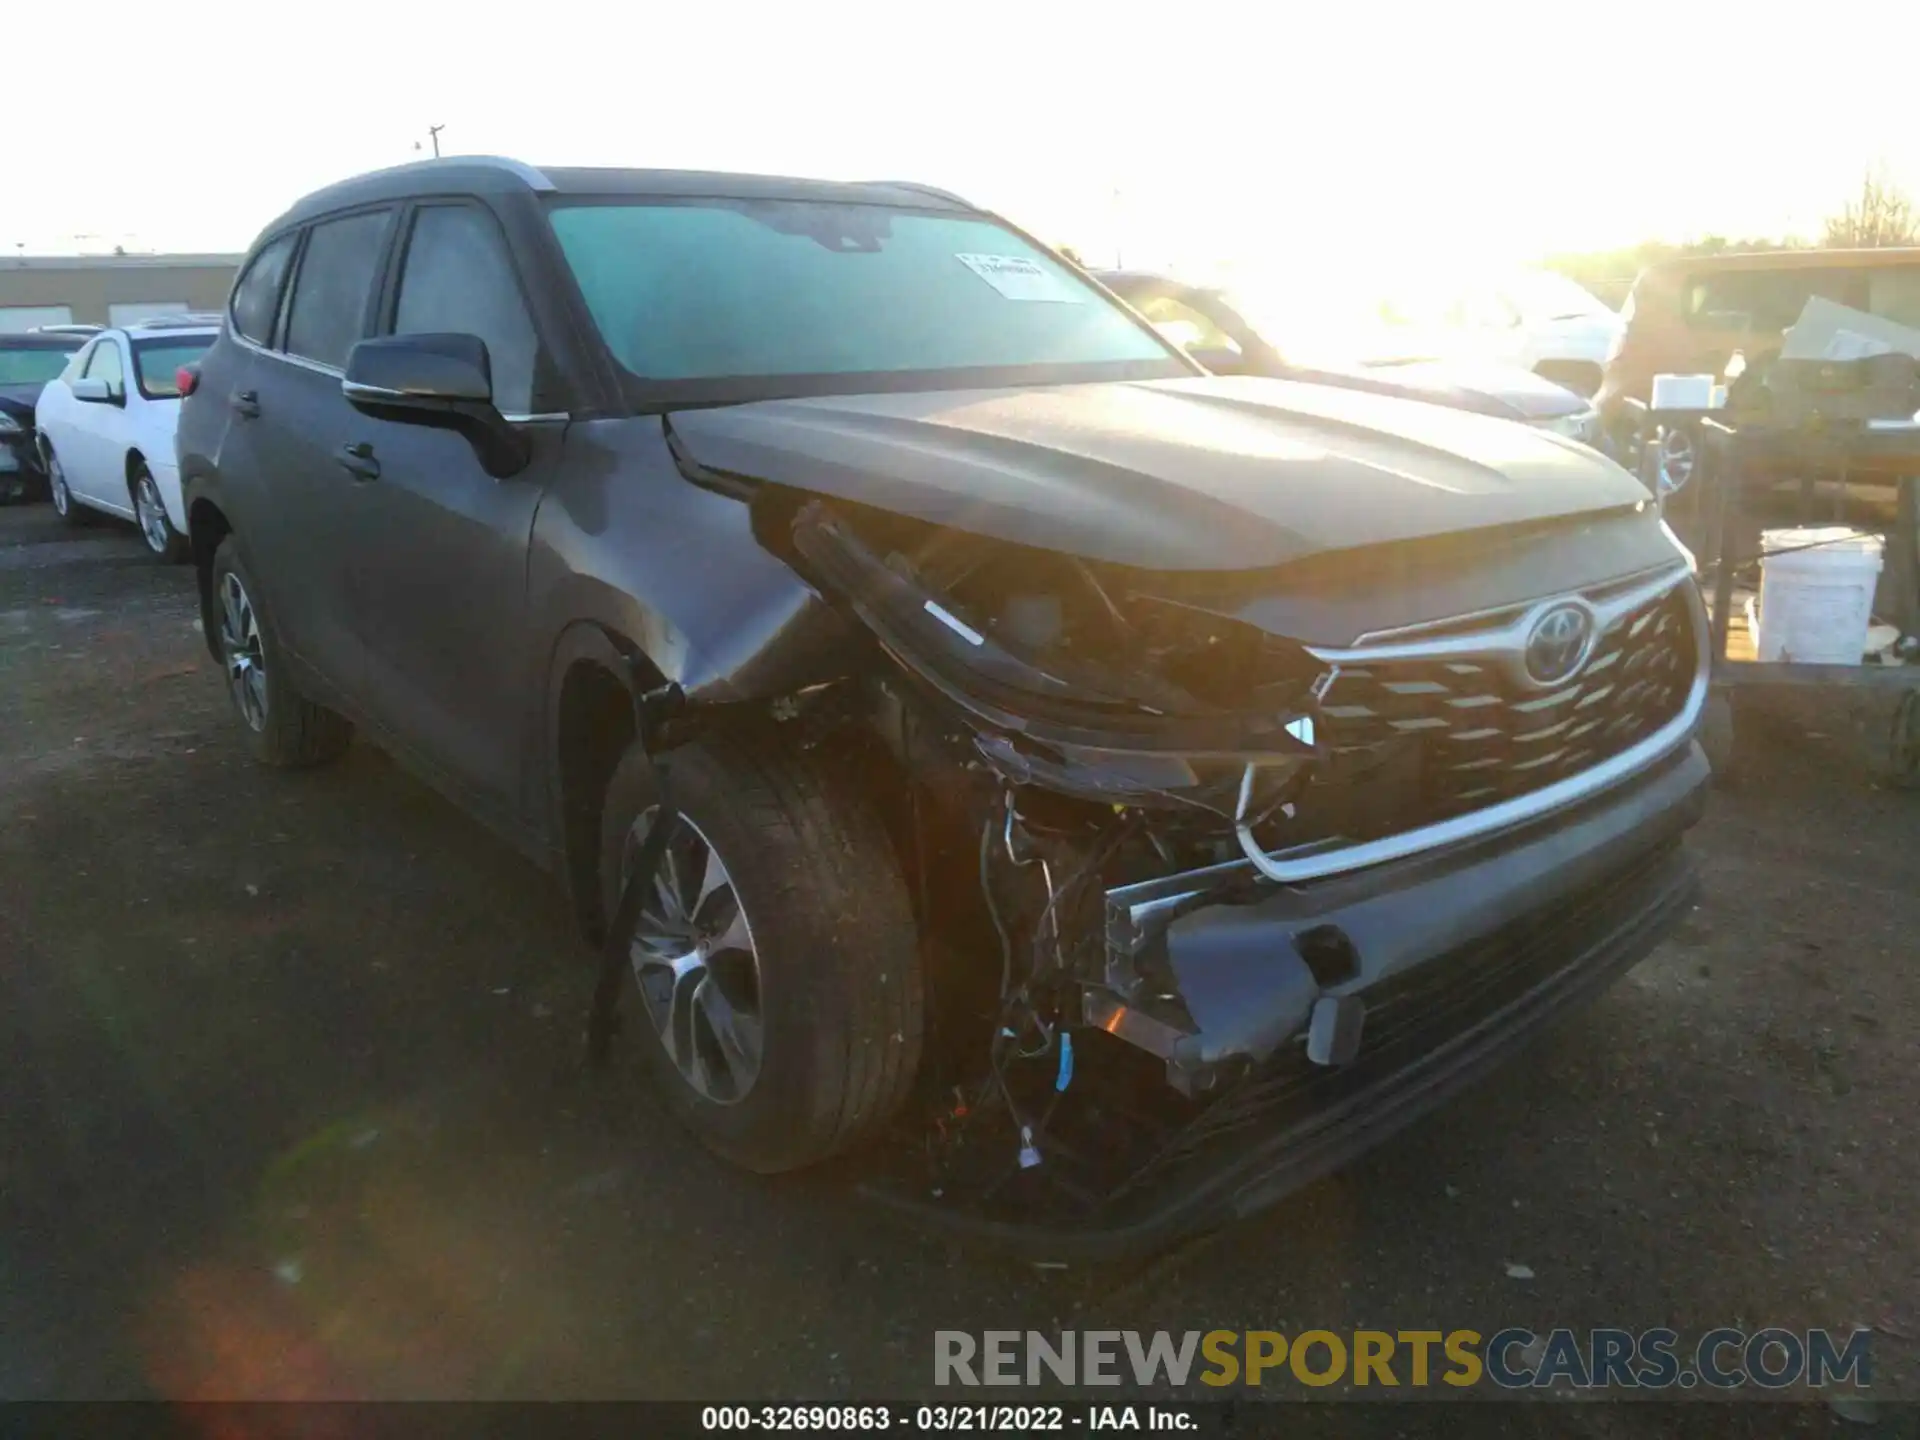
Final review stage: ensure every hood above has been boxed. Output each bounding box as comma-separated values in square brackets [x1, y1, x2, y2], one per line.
[669, 375, 1648, 571]
[0, 383, 44, 422]
[1352, 359, 1589, 420]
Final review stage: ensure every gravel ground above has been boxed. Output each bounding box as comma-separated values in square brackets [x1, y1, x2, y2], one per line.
[2, 502, 1914, 1430]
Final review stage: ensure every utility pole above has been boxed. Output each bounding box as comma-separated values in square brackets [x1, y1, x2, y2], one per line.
[428, 124, 445, 158]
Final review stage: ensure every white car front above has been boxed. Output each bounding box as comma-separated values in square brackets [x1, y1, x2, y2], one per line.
[1379, 272, 1622, 398]
[32, 319, 217, 560]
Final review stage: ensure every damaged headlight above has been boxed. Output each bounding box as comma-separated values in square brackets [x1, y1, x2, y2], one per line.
[1538, 405, 1600, 444]
[790, 501, 1321, 810]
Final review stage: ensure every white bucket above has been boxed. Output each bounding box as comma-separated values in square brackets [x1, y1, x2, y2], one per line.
[1755, 527, 1884, 664]
[1651, 373, 1717, 410]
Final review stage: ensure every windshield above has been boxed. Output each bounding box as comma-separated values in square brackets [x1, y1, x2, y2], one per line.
[133, 336, 215, 399]
[0, 342, 83, 386]
[548, 198, 1183, 401]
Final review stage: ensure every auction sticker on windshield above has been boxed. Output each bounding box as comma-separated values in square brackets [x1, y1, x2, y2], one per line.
[955, 253, 1086, 303]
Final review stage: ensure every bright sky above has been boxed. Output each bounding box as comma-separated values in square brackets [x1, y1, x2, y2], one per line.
[6, 0, 1916, 284]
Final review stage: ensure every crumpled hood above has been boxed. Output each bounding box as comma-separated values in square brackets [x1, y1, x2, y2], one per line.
[669, 375, 1649, 571]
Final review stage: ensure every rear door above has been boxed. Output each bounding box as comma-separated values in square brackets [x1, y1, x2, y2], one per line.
[243, 207, 398, 702]
[342, 199, 560, 818]
[183, 231, 292, 526]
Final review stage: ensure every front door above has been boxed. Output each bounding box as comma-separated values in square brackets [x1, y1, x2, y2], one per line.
[342, 200, 557, 821]
[68, 336, 134, 509]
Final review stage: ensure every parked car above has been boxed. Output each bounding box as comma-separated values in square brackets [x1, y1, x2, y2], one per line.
[0, 331, 88, 503]
[1375, 270, 1622, 398]
[178, 158, 1707, 1250]
[1597, 247, 1920, 490]
[1097, 270, 1600, 442]
[33, 317, 219, 559]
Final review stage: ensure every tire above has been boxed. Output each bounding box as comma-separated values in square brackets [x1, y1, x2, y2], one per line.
[210, 537, 353, 768]
[1701, 689, 1736, 786]
[131, 461, 190, 563]
[598, 722, 924, 1173]
[45, 446, 91, 527]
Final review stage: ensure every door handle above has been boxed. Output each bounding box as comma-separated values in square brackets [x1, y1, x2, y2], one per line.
[230, 389, 260, 419]
[336, 441, 380, 482]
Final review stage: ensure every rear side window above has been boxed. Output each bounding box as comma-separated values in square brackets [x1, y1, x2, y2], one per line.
[391, 204, 539, 414]
[1684, 268, 1865, 336]
[285, 210, 395, 369]
[231, 233, 297, 346]
[134, 336, 215, 399]
[1865, 267, 1920, 328]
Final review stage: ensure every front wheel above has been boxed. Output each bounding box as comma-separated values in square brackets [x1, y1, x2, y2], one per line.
[45, 446, 90, 527]
[132, 462, 189, 563]
[210, 537, 352, 768]
[598, 723, 924, 1172]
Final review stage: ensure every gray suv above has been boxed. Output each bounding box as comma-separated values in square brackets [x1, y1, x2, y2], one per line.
[176, 157, 1708, 1251]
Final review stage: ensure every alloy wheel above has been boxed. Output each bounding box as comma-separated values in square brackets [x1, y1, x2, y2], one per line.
[48, 456, 69, 516]
[1658, 427, 1695, 493]
[136, 474, 170, 554]
[218, 571, 268, 731]
[623, 807, 764, 1104]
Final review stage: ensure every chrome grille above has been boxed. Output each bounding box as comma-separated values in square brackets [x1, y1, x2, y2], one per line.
[1314, 584, 1696, 825]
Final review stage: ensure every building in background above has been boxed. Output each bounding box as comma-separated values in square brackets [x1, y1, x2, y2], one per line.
[0, 254, 240, 332]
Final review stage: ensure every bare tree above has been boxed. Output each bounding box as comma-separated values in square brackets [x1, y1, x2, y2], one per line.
[1822, 167, 1920, 249]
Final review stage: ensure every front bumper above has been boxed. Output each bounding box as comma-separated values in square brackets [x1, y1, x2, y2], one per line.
[0, 428, 44, 501]
[862, 739, 1708, 1256]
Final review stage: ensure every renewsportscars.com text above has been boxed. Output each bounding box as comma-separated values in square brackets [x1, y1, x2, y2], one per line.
[934, 1328, 1872, 1391]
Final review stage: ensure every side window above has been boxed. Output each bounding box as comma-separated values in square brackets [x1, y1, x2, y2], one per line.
[84, 338, 125, 397]
[1133, 294, 1241, 357]
[284, 209, 395, 370]
[231, 232, 298, 346]
[391, 204, 540, 413]
[1686, 268, 1866, 336]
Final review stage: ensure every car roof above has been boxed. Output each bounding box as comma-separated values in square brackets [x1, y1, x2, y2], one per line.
[1096, 268, 1185, 286]
[1641, 247, 1920, 278]
[1094, 269, 1227, 297]
[265, 155, 976, 237]
[120, 315, 222, 335]
[0, 332, 86, 350]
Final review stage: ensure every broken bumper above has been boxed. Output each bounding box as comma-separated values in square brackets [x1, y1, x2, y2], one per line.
[863, 738, 1707, 1256]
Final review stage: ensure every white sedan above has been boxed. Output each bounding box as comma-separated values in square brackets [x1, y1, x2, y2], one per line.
[34, 318, 219, 561]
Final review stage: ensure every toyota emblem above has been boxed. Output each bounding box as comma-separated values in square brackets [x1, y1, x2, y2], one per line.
[1523, 603, 1594, 686]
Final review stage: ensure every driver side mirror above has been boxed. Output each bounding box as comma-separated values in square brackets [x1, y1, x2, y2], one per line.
[72, 376, 120, 405]
[342, 333, 530, 478]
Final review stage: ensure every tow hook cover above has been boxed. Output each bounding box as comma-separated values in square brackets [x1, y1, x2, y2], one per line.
[1306, 993, 1366, 1066]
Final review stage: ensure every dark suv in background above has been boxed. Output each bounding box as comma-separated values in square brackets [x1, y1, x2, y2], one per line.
[0, 330, 88, 502]
[177, 157, 1708, 1250]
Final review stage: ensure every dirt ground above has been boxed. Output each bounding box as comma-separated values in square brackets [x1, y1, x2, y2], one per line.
[2, 502, 1915, 1428]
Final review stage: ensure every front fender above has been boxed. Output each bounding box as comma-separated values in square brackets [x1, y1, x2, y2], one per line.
[530, 416, 857, 706]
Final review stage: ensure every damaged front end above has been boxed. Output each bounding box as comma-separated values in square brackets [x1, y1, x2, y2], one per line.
[774, 493, 1708, 1251]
